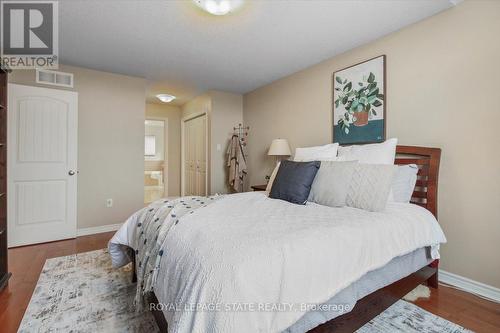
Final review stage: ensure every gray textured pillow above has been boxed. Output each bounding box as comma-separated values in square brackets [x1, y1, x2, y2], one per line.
[308, 161, 358, 207]
[346, 164, 397, 212]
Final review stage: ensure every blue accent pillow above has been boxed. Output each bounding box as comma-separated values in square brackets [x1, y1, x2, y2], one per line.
[269, 160, 320, 205]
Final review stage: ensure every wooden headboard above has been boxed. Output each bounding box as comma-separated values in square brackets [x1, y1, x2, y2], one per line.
[395, 145, 441, 218]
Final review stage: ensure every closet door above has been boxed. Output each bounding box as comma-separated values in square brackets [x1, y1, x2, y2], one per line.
[184, 119, 195, 196]
[194, 115, 206, 196]
[183, 114, 207, 196]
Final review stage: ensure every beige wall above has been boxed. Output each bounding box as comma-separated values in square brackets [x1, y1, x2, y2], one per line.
[210, 91, 244, 194]
[182, 91, 243, 194]
[146, 103, 182, 196]
[244, 0, 500, 288]
[9, 65, 146, 229]
[182, 93, 211, 119]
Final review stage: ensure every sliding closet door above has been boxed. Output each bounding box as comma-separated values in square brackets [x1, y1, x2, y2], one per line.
[183, 114, 207, 196]
[194, 115, 206, 196]
[182, 120, 194, 195]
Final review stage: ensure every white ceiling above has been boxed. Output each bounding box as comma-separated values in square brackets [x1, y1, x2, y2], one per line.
[58, 0, 455, 105]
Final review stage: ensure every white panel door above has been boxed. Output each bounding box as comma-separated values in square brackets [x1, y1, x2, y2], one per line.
[194, 115, 206, 196]
[8, 84, 78, 247]
[188, 119, 196, 195]
[183, 114, 207, 196]
[184, 119, 194, 196]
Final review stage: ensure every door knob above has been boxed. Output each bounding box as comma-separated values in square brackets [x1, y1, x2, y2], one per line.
[68, 170, 76, 176]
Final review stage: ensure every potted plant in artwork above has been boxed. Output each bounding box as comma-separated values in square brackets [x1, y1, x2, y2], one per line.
[334, 72, 384, 133]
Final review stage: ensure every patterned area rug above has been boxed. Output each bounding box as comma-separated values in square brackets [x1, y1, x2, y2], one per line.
[18, 249, 157, 333]
[18, 249, 473, 333]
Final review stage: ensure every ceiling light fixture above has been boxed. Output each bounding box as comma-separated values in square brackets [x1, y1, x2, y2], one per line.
[193, 0, 244, 16]
[156, 94, 176, 103]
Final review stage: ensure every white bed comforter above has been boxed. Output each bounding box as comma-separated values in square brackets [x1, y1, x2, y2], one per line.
[109, 192, 446, 333]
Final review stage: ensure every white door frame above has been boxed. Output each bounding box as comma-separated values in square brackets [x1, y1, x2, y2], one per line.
[8, 83, 78, 247]
[144, 117, 169, 197]
[181, 111, 209, 196]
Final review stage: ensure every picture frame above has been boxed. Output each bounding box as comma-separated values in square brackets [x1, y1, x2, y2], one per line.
[333, 55, 386, 144]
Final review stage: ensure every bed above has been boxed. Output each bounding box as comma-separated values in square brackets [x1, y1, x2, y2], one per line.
[109, 145, 444, 333]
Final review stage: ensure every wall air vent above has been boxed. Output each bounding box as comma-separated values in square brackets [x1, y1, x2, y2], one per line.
[36, 69, 74, 88]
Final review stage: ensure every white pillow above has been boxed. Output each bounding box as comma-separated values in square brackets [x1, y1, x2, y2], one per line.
[388, 164, 418, 203]
[294, 143, 339, 162]
[337, 138, 398, 165]
[265, 162, 281, 195]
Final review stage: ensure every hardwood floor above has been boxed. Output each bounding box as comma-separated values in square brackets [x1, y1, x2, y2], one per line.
[0, 232, 499, 333]
[414, 284, 500, 332]
[0, 232, 114, 333]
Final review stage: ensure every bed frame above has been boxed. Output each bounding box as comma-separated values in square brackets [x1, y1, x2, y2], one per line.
[131, 145, 442, 333]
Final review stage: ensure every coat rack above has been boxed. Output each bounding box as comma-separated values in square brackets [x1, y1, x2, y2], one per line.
[233, 123, 249, 147]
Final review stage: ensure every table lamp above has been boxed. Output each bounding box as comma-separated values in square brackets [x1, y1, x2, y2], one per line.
[268, 138, 291, 166]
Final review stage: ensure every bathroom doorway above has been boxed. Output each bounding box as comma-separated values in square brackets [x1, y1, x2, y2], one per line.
[144, 119, 168, 204]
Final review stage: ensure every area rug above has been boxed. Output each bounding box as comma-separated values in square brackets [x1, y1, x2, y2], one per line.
[18, 249, 473, 333]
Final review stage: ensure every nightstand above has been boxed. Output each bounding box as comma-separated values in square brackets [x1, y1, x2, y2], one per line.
[251, 184, 267, 191]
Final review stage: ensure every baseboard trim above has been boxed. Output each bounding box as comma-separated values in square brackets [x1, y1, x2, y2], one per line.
[439, 269, 500, 302]
[76, 223, 122, 237]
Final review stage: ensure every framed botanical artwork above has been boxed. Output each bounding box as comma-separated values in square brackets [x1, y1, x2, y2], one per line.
[333, 55, 386, 144]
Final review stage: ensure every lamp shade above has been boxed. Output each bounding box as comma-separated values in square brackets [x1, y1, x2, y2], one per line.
[268, 139, 291, 156]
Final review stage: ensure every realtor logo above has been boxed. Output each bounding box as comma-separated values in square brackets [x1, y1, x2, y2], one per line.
[1, 1, 58, 68]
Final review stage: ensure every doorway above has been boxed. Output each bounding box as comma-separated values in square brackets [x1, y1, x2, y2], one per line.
[144, 119, 168, 204]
